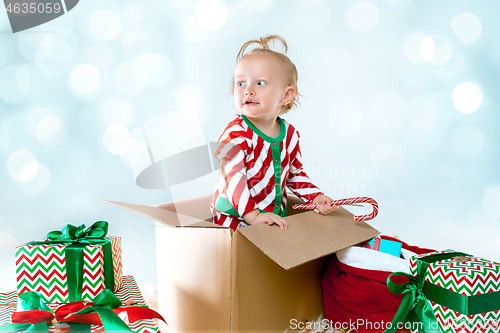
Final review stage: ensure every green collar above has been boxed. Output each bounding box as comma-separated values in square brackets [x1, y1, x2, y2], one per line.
[241, 114, 286, 143]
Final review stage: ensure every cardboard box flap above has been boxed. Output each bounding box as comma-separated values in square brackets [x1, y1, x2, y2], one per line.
[105, 200, 222, 228]
[238, 207, 379, 270]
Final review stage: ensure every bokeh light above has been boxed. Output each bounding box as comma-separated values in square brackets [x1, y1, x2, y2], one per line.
[114, 64, 147, 94]
[36, 117, 68, 147]
[295, 0, 331, 33]
[90, 10, 122, 40]
[346, 1, 379, 33]
[328, 102, 361, 136]
[451, 13, 482, 45]
[451, 125, 484, 157]
[370, 92, 406, 130]
[195, 0, 228, 31]
[87, 43, 114, 70]
[172, 0, 198, 11]
[0, 121, 9, 161]
[243, 0, 274, 11]
[21, 162, 51, 192]
[136, 53, 173, 88]
[179, 85, 214, 126]
[126, 2, 152, 20]
[372, 146, 405, 171]
[435, 50, 464, 79]
[183, 14, 219, 44]
[398, 57, 433, 85]
[17, 63, 52, 98]
[0, 232, 19, 291]
[27, 107, 59, 136]
[121, 32, 152, 61]
[35, 36, 76, 76]
[451, 81, 483, 114]
[430, 34, 453, 66]
[0, 37, 11, 68]
[69, 64, 101, 95]
[103, 97, 135, 125]
[432, 166, 459, 193]
[420, 36, 435, 62]
[407, 95, 439, 129]
[7, 151, 39, 182]
[482, 186, 500, 219]
[103, 124, 132, 155]
[306, 48, 362, 87]
[406, 127, 441, 155]
[18, 33, 44, 62]
[403, 32, 435, 64]
[0, 66, 25, 104]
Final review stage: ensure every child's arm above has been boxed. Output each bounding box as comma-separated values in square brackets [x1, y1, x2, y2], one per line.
[286, 130, 338, 215]
[216, 140, 258, 218]
[311, 193, 338, 215]
[242, 209, 288, 229]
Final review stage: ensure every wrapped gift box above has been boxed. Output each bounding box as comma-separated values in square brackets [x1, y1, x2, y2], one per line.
[0, 275, 159, 333]
[360, 235, 403, 257]
[409, 250, 500, 333]
[15, 233, 122, 303]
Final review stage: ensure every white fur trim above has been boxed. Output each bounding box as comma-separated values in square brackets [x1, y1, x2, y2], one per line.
[337, 246, 411, 274]
[401, 248, 417, 261]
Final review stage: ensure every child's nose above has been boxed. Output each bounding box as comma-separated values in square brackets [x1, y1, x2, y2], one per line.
[245, 90, 255, 96]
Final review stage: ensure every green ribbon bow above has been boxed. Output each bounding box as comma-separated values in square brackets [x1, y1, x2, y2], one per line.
[0, 290, 132, 333]
[385, 251, 500, 333]
[59, 289, 132, 332]
[28, 221, 115, 302]
[0, 292, 53, 332]
[384, 268, 440, 333]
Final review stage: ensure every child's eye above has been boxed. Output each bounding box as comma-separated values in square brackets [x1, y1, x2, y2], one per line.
[237, 81, 246, 87]
[257, 80, 267, 86]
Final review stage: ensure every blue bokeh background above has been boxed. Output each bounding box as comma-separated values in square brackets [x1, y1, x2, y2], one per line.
[1, 0, 499, 299]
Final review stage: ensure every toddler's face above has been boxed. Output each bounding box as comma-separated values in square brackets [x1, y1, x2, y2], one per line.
[233, 55, 291, 122]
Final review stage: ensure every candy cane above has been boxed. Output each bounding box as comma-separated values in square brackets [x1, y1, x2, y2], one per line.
[293, 197, 379, 221]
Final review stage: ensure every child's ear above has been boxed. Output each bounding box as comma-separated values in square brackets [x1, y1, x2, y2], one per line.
[282, 86, 295, 105]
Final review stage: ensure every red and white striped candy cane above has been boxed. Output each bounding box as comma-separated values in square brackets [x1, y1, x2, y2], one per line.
[293, 197, 379, 221]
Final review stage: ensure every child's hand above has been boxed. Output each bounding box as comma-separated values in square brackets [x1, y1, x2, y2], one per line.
[243, 210, 288, 229]
[312, 194, 339, 215]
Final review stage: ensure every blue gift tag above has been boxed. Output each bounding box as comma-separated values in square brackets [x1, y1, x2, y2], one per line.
[362, 237, 402, 257]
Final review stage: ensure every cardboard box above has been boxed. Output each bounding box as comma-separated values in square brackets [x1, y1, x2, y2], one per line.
[106, 194, 378, 332]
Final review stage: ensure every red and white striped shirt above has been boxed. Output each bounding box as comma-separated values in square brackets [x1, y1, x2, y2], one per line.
[210, 114, 322, 231]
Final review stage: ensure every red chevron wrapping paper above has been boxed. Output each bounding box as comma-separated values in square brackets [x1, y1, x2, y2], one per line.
[0, 275, 159, 333]
[409, 250, 500, 333]
[15, 236, 123, 304]
[0, 291, 16, 326]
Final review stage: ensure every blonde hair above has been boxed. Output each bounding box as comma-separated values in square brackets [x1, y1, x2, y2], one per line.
[232, 35, 300, 114]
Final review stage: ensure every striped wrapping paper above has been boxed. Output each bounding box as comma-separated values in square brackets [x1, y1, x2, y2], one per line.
[0, 275, 159, 333]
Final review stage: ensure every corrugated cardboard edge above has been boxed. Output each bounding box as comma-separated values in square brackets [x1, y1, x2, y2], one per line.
[104, 199, 225, 228]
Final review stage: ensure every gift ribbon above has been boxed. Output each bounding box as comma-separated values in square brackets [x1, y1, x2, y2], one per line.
[0, 292, 53, 332]
[384, 251, 500, 333]
[56, 289, 166, 332]
[383, 269, 439, 333]
[28, 221, 115, 302]
[1, 290, 166, 332]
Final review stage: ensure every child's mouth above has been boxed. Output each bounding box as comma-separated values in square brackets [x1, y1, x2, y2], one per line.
[244, 100, 257, 105]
